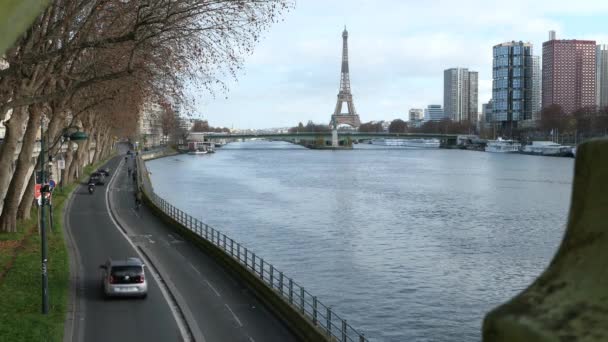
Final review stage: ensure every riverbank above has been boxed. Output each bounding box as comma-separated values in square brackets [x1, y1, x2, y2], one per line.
[140, 147, 179, 161]
[0, 157, 113, 341]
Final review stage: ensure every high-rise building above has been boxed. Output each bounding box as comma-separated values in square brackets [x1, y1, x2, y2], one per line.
[482, 100, 494, 123]
[542, 31, 596, 114]
[597, 44, 608, 109]
[492, 41, 536, 128]
[469, 71, 479, 123]
[443, 68, 478, 123]
[532, 56, 542, 120]
[424, 104, 445, 121]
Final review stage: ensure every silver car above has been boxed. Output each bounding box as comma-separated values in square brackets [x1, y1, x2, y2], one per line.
[100, 257, 148, 298]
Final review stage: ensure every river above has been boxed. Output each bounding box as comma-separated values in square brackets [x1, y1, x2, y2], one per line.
[146, 141, 574, 342]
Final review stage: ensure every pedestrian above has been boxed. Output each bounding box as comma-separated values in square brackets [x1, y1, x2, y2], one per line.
[134, 191, 142, 210]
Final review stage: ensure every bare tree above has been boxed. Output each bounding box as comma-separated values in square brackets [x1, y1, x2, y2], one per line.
[0, 0, 293, 230]
[388, 119, 408, 133]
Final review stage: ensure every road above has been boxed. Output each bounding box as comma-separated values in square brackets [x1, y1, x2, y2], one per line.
[65, 154, 183, 341]
[65, 146, 298, 341]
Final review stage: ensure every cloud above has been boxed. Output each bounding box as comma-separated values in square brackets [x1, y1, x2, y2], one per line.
[194, 0, 608, 128]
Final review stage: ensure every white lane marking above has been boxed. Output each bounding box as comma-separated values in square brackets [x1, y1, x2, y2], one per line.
[105, 158, 191, 341]
[225, 304, 243, 327]
[130, 207, 141, 218]
[188, 262, 202, 277]
[206, 280, 221, 298]
[248, 337, 255, 342]
[188, 262, 221, 297]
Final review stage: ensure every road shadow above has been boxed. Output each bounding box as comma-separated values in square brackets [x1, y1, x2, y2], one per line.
[81, 276, 106, 302]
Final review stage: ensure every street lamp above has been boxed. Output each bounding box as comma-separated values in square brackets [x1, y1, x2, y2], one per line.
[39, 117, 87, 314]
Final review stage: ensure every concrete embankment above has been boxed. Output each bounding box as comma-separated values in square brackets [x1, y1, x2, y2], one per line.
[483, 138, 608, 341]
[139, 148, 179, 161]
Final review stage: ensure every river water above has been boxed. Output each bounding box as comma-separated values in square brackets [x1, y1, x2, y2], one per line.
[146, 141, 574, 342]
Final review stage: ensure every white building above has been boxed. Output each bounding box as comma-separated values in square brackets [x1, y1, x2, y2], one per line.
[138, 102, 163, 148]
[408, 108, 424, 121]
[444, 68, 478, 123]
[424, 104, 445, 121]
[532, 55, 542, 121]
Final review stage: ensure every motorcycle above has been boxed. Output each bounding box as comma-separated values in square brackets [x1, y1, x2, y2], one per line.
[88, 183, 95, 194]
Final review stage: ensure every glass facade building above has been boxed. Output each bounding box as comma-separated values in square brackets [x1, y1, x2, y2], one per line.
[482, 100, 494, 123]
[492, 41, 535, 126]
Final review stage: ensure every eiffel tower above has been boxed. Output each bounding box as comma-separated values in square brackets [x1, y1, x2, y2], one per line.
[331, 27, 361, 129]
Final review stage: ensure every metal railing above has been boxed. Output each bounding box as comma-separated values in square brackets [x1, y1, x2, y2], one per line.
[136, 154, 367, 342]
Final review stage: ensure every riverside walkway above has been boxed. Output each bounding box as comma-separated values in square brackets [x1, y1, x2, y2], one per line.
[64, 145, 297, 341]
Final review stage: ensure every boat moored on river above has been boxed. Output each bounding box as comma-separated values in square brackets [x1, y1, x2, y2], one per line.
[188, 150, 208, 155]
[485, 138, 521, 153]
[521, 141, 573, 157]
[187, 141, 215, 155]
[370, 138, 440, 148]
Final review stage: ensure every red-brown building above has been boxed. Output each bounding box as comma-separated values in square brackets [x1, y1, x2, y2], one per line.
[542, 35, 596, 114]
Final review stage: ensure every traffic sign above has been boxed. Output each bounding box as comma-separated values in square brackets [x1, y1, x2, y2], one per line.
[35, 184, 51, 206]
[35, 184, 41, 199]
[58, 160, 65, 169]
[49, 180, 56, 189]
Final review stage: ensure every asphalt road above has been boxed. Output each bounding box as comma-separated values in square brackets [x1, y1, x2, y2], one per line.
[65, 154, 183, 341]
[66, 146, 298, 342]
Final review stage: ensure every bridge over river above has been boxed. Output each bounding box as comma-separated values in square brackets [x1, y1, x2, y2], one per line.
[202, 132, 459, 147]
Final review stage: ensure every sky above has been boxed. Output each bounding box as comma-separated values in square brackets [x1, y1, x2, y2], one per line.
[190, 0, 608, 129]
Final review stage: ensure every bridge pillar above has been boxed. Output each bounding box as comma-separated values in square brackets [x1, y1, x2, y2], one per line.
[332, 129, 338, 147]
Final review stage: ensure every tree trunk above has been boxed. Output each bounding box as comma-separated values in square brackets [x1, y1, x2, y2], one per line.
[46, 112, 65, 157]
[68, 140, 89, 182]
[100, 130, 111, 160]
[0, 106, 39, 232]
[0, 106, 29, 217]
[67, 141, 86, 183]
[84, 138, 93, 166]
[92, 131, 101, 163]
[17, 169, 36, 220]
[66, 147, 79, 183]
[63, 141, 74, 185]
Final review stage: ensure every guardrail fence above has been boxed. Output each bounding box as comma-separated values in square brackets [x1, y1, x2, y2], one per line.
[136, 154, 367, 342]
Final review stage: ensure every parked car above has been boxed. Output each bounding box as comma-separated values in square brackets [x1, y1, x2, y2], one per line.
[97, 168, 111, 177]
[126, 150, 132, 155]
[100, 257, 148, 298]
[88, 172, 105, 185]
